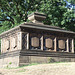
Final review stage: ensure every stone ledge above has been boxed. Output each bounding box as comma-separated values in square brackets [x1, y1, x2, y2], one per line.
[0, 50, 75, 59]
[20, 50, 75, 58]
[0, 50, 20, 59]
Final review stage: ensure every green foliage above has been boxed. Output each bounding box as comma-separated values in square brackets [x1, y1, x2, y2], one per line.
[9, 62, 12, 65]
[39, 0, 75, 30]
[0, 0, 43, 33]
[67, 0, 75, 4]
[0, 0, 74, 32]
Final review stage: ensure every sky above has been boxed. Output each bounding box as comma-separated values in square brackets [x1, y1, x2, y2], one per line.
[63, 0, 75, 10]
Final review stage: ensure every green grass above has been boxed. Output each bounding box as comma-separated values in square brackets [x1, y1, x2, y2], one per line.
[5, 63, 38, 69]
[17, 69, 26, 73]
[5, 62, 70, 69]
[28, 63, 39, 66]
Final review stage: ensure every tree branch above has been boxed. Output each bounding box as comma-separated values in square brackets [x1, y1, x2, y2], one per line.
[7, 15, 14, 22]
[0, 19, 14, 24]
[0, 25, 3, 27]
[15, 2, 22, 18]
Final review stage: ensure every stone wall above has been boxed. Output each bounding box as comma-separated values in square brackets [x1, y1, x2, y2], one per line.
[19, 50, 75, 66]
[0, 50, 20, 68]
[19, 56, 75, 66]
[0, 50, 75, 67]
[0, 56, 19, 68]
[1, 32, 22, 54]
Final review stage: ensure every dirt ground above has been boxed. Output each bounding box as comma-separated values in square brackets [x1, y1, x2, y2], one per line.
[0, 62, 75, 75]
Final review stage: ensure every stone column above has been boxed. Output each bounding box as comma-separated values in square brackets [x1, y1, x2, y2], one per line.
[54, 37, 57, 51]
[66, 38, 69, 52]
[27, 33, 29, 50]
[1, 39, 3, 54]
[17, 32, 22, 50]
[72, 39, 74, 53]
[41, 36, 43, 50]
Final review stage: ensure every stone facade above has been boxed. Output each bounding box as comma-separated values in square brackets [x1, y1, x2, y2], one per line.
[0, 12, 75, 67]
[1, 31, 74, 53]
[0, 56, 19, 68]
[1, 32, 22, 54]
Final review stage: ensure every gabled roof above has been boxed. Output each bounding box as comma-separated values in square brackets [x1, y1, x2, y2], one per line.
[20, 22, 75, 34]
[0, 22, 75, 38]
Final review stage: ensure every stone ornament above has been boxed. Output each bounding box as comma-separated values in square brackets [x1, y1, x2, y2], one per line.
[58, 40, 65, 49]
[28, 12, 46, 24]
[12, 37, 17, 48]
[45, 38, 53, 49]
[5, 39, 10, 50]
[31, 37, 39, 47]
[1, 39, 4, 53]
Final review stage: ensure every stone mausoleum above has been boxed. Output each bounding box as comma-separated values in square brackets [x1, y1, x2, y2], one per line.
[0, 12, 75, 67]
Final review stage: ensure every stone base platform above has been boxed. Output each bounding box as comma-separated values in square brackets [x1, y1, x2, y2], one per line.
[0, 50, 75, 67]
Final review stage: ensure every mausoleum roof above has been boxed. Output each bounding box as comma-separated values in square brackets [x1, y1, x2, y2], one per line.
[0, 22, 75, 38]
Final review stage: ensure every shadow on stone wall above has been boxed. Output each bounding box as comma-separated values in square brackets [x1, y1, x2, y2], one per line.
[0, 72, 4, 75]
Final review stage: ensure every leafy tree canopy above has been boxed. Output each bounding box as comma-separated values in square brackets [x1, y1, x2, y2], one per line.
[0, 0, 75, 33]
